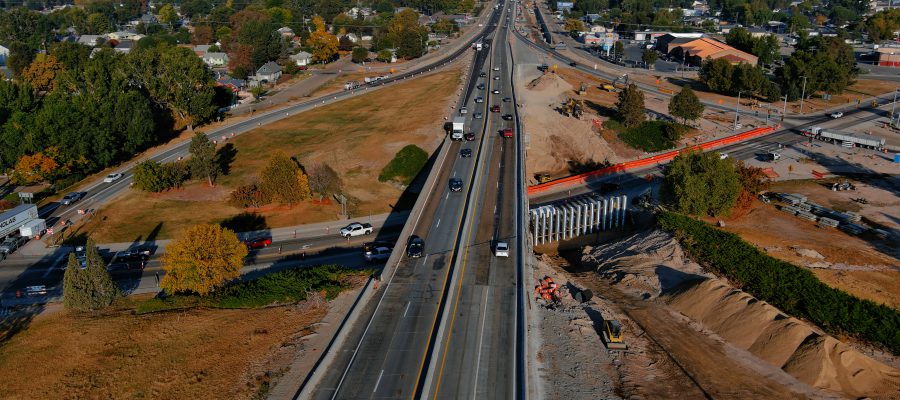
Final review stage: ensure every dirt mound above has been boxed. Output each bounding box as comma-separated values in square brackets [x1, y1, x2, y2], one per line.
[526, 72, 568, 91]
[666, 278, 900, 398]
[581, 230, 711, 297]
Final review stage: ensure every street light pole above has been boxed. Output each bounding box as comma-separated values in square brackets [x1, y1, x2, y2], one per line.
[891, 87, 898, 118]
[799, 75, 808, 115]
[782, 95, 788, 121]
[734, 90, 743, 130]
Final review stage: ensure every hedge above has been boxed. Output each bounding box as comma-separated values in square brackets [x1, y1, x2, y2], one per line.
[659, 211, 900, 354]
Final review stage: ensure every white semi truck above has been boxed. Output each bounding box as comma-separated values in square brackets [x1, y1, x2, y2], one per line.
[451, 117, 465, 140]
[0, 204, 38, 239]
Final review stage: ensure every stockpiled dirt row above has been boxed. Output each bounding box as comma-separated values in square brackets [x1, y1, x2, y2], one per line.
[80, 67, 463, 242]
[0, 288, 365, 399]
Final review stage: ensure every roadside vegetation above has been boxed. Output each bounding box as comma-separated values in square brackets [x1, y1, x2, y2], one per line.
[607, 84, 699, 153]
[658, 212, 900, 354]
[138, 264, 369, 314]
[661, 150, 742, 216]
[378, 144, 428, 185]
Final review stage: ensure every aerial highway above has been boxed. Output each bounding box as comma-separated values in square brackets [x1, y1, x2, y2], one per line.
[304, 2, 527, 399]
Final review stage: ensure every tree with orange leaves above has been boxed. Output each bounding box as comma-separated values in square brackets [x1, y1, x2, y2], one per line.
[21, 55, 65, 93]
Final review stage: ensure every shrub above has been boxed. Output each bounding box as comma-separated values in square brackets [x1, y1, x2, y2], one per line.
[378, 144, 428, 185]
[133, 160, 189, 192]
[659, 212, 900, 354]
[618, 120, 683, 152]
[661, 150, 741, 216]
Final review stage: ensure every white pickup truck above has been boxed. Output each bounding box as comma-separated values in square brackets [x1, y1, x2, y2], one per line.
[340, 222, 373, 238]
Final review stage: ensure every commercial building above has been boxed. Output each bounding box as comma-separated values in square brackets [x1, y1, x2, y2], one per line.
[876, 46, 900, 68]
[660, 36, 758, 66]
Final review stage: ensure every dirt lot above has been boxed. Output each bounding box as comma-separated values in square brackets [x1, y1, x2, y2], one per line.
[0, 289, 363, 399]
[79, 68, 462, 242]
[715, 183, 899, 309]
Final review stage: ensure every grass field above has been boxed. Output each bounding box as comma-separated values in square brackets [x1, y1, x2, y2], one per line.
[79, 67, 461, 242]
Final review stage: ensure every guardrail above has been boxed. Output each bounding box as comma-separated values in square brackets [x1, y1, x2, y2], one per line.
[527, 125, 777, 195]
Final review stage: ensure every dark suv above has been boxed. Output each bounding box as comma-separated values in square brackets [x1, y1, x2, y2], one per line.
[406, 235, 425, 258]
[449, 178, 463, 192]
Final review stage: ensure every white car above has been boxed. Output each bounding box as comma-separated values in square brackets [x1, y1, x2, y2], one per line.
[830, 111, 844, 118]
[475, 96, 484, 103]
[104, 173, 123, 183]
[719, 153, 729, 160]
[493, 66, 500, 71]
[494, 241, 509, 257]
[492, 89, 501, 94]
[460, 106, 468, 114]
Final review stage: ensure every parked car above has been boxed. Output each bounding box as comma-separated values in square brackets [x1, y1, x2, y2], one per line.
[464, 132, 476, 141]
[460, 148, 473, 158]
[61, 192, 85, 205]
[340, 222, 373, 238]
[244, 237, 272, 249]
[0, 236, 28, 255]
[364, 246, 393, 262]
[494, 241, 509, 257]
[103, 173, 123, 183]
[406, 235, 425, 258]
[830, 111, 844, 118]
[449, 177, 463, 192]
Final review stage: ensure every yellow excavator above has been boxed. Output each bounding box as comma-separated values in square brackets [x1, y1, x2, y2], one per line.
[603, 319, 628, 350]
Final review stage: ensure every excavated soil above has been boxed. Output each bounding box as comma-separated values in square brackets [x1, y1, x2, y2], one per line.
[581, 230, 900, 399]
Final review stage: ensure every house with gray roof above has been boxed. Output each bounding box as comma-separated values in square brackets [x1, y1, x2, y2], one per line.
[254, 61, 282, 85]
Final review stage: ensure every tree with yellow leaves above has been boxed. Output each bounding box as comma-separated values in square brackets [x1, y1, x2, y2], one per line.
[22, 55, 65, 93]
[160, 224, 248, 296]
[307, 16, 339, 63]
[12, 147, 65, 185]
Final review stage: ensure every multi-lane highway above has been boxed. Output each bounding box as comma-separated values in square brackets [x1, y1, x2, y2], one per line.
[305, 2, 527, 398]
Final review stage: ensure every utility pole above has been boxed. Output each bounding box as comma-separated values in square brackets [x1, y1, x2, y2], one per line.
[782, 95, 788, 121]
[799, 75, 808, 115]
[891, 87, 898, 118]
[734, 90, 743, 130]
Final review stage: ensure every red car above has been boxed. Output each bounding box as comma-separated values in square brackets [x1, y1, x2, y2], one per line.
[245, 237, 272, 249]
[501, 128, 513, 138]
[491, 105, 501, 112]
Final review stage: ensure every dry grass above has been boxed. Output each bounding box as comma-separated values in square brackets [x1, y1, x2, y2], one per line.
[80, 68, 462, 242]
[0, 295, 328, 399]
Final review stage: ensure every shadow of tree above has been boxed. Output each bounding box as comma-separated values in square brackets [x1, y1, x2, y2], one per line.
[217, 143, 238, 175]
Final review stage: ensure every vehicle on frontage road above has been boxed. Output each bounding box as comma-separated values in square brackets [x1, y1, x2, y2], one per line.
[244, 237, 272, 249]
[491, 105, 501, 112]
[474, 112, 483, 119]
[494, 241, 509, 257]
[104, 173, 123, 183]
[459, 106, 468, 115]
[340, 222, 373, 238]
[830, 111, 844, 118]
[451, 117, 465, 140]
[502, 114, 513, 120]
[364, 246, 393, 262]
[406, 235, 425, 258]
[0, 235, 28, 256]
[61, 192, 85, 205]
[475, 96, 484, 103]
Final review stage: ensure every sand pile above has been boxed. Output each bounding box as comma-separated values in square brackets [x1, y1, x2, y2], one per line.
[526, 72, 568, 91]
[666, 278, 900, 398]
[581, 230, 711, 298]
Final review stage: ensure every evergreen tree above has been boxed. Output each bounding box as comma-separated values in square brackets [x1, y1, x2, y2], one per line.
[63, 254, 90, 310]
[188, 132, 219, 186]
[84, 240, 120, 309]
[615, 83, 645, 127]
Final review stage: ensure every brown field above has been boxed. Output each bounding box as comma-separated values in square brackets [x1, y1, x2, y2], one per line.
[79, 68, 461, 242]
[0, 295, 328, 399]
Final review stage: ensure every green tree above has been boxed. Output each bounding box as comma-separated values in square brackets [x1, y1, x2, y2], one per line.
[396, 28, 427, 59]
[564, 18, 585, 36]
[160, 224, 248, 296]
[377, 49, 393, 62]
[352, 47, 368, 63]
[379, 144, 428, 185]
[63, 239, 120, 311]
[661, 150, 741, 216]
[867, 9, 900, 41]
[158, 4, 179, 28]
[641, 49, 658, 69]
[7, 42, 35, 79]
[699, 57, 734, 93]
[615, 83, 645, 127]
[668, 86, 704, 125]
[260, 152, 311, 205]
[613, 41, 625, 58]
[86, 12, 110, 34]
[188, 132, 219, 186]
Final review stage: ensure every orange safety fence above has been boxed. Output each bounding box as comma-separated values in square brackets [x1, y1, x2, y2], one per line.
[527, 126, 777, 195]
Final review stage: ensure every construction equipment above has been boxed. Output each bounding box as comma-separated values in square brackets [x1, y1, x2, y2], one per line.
[603, 319, 627, 350]
[578, 82, 587, 95]
[601, 83, 617, 92]
[611, 73, 629, 89]
[561, 98, 584, 119]
[831, 181, 855, 191]
[535, 173, 552, 184]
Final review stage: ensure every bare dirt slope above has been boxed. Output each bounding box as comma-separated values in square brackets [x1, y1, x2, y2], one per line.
[582, 230, 900, 399]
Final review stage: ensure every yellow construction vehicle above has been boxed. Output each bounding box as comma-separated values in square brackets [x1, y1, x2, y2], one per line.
[578, 82, 587, 95]
[561, 98, 584, 119]
[535, 173, 551, 183]
[601, 83, 617, 92]
[603, 319, 627, 350]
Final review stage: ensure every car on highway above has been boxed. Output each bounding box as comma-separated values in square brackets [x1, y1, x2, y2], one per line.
[830, 111, 844, 118]
[502, 114, 513, 120]
[459, 106, 468, 114]
[502, 97, 511, 102]
[340, 222, 373, 238]
[491, 105, 501, 112]
[61, 192, 85, 205]
[493, 66, 500, 71]
[449, 177, 463, 192]
[464, 132, 476, 141]
[474, 112, 483, 119]
[492, 88, 501, 94]
[0, 235, 28, 256]
[406, 235, 425, 258]
[477, 83, 485, 90]
[244, 236, 272, 249]
[103, 173, 123, 183]
[494, 241, 509, 257]
[475, 96, 484, 103]
[501, 128, 513, 138]
[460, 148, 473, 158]
[493, 75, 500, 80]
[364, 246, 393, 262]
[479, 72, 486, 77]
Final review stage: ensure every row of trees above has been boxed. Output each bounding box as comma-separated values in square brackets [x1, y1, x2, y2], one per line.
[776, 35, 858, 101]
[0, 41, 222, 182]
[228, 152, 336, 208]
[615, 83, 704, 128]
[724, 27, 780, 66]
[699, 58, 781, 101]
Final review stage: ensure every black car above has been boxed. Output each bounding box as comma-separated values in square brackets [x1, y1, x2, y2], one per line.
[502, 97, 511, 102]
[460, 148, 473, 158]
[449, 177, 463, 192]
[116, 249, 150, 263]
[569, 61, 577, 67]
[477, 83, 485, 90]
[479, 71, 486, 77]
[406, 235, 425, 258]
[501, 114, 513, 120]
[464, 132, 476, 141]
